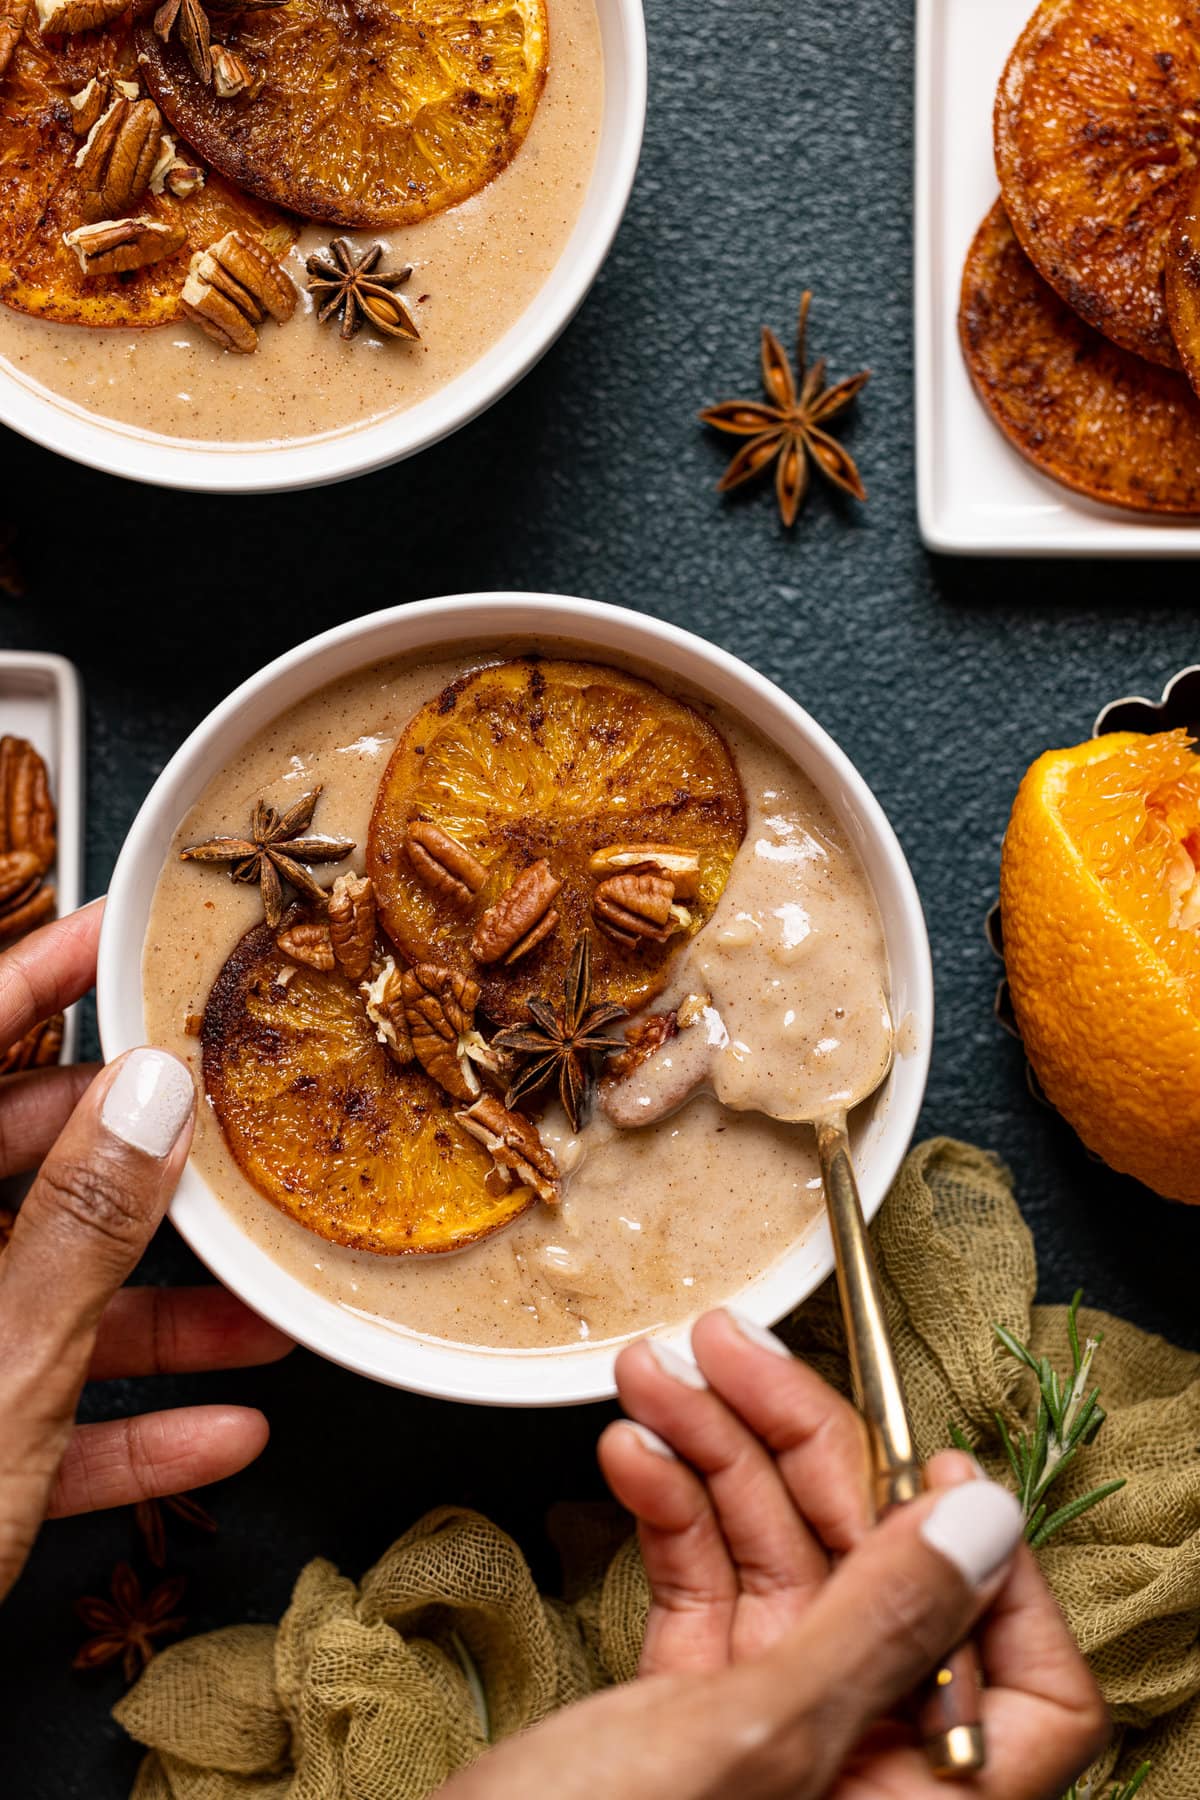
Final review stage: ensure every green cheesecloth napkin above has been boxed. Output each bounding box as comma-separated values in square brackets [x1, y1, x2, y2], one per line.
[113, 1139, 1200, 1799]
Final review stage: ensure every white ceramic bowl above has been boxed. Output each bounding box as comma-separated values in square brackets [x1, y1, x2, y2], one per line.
[98, 595, 933, 1405]
[0, 0, 646, 493]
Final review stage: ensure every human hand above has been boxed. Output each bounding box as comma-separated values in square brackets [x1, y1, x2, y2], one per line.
[0, 901, 291, 1604]
[588, 1308, 1109, 1795]
[435, 1310, 1106, 1800]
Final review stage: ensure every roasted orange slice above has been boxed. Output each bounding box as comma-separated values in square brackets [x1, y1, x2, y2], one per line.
[1166, 166, 1200, 397]
[203, 923, 533, 1255]
[0, 19, 295, 327]
[367, 659, 747, 1025]
[136, 0, 549, 230]
[994, 0, 1200, 367]
[960, 202, 1200, 515]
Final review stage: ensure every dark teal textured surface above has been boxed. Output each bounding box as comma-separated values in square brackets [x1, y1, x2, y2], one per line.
[2, 0, 1200, 1790]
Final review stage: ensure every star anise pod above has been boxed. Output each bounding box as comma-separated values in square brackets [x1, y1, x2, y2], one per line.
[153, 0, 213, 84]
[135, 1491, 218, 1570]
[699, 291, 870, 527]
[306, 239, 419, 342]
[181, 788, 355, 928]
[493, 935, 626, 1133]
[74, 1564, 186, 1684]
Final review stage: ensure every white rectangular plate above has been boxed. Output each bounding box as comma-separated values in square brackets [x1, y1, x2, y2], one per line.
[915, 0, 1200, 557]
[0, 652, 84, 1060]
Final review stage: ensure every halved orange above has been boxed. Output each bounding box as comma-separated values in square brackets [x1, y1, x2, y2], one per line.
[203, 922, 533, 1254]
[995, 0, 1200, 367]
[1001, 729, 1200, 1202]
[136, 0, 548, 229]
[960, 203, 1200, 515]
[367, 659, 747, 1025]
[0, 18, 295, 326]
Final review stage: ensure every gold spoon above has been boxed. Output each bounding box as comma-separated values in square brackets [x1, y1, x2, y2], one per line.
[805, 1055, 986, 1778]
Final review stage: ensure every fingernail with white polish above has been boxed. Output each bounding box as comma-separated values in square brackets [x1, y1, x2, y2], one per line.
[102, 1050, 195, 1159]
[623, 1421, 676, 1460]
[726, 1309, 793, 1358]
[646, 1337, 708, 1389]
[920, 1480, 1024, 1588]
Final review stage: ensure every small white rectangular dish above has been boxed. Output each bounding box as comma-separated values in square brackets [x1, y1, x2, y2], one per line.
[914, 0, 1200, 557]
[0, 652, 84, 1059]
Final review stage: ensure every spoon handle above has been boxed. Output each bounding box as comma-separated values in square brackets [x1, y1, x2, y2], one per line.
[814, 1119, 986, 1778]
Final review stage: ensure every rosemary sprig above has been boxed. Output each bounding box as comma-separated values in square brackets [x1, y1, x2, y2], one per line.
[1064, 1762, 1151, 1800]
[950, 1290, 1125, 1548]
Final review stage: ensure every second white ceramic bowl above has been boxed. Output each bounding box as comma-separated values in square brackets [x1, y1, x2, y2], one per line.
[98, 594, 933, 1404]
[0, 0, 646, 492]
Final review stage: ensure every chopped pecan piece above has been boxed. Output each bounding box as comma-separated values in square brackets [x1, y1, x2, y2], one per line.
[457, 1094, 560, 1205]
[360, 957, 413, 1064]
[588, 843, 702, 901]
[676, 990, 711, 1030]
[35, 0, 127, 32]
[470, 859, 561, 965]
[603, 1010, 679, 1082]
[182, 230, 297, 354]
[402, 963, 481, 1102]
[148, 133, 205, 199]
[1, 0, 29, 78]
[63, 215, 185, 276]
[327, 872, 375, 982]
[275, 919, 334, 972]
[161, 157, 205, 199]
[0, 1012, 63, 1075]
[403, 821, 487, 908]
[211, 44, 252, 97]
[0, 737, 56, 870]
[76, 97, 163, 221]
[593, 872, 691, 949]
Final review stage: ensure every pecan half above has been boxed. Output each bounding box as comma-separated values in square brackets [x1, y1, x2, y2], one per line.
[402, 963, 481, 1102]
[63, 215, 185, 276]
[470, 859, 561, 965]
[588, 843, 702, 901]
[404, 821, 487, 908]
[275, 919, 334, 972]
[69, 71, 139, 135]
[0, 883, 55, 943]
[0, 1012, 63, 1075]
[0, 849, 42, 910]
[360, 957, 413, 1064]
[0, 0, 29, 79]
[327, 872, 374, 982]
[182, 230, 297, 354]
[593, 872, 690, 949]
[0, 738, 55, 870]
[35, 0, 126, 32]
[76, 97, 164, 222]
[457, 1094, 560, 1205]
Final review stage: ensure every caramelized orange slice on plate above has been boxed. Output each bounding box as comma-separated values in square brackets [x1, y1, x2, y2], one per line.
[136, 0, 549, 229]
[995, 0, 1200, 368]
[203, 923, 532, 1255]
[367, 659, 747, 1025]
[0, 19, 295, 326]
[960, 202, 1200, 515]
[1166, 167, 1200, 399]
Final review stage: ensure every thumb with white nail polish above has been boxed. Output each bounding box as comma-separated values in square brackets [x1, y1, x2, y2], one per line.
[748, 1477, 1025, 1789]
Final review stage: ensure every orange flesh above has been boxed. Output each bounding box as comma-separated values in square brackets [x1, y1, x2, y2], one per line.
[1055, 729, 1200, 1001]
